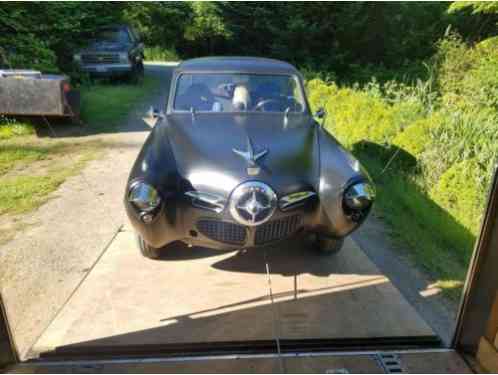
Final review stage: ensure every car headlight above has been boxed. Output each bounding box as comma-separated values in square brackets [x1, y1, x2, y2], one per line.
[128, 182, 161, 213]
[73, 54, 81, 62]
[118, 52, 129, 63]
[343, 182, 375, 211]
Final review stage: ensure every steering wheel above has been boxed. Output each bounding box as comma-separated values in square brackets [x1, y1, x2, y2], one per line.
[253, 98, 281, 112]
[253, 96, 302, 112]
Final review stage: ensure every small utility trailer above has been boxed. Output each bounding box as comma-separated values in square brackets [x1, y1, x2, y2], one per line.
[0, 70, 80, 121]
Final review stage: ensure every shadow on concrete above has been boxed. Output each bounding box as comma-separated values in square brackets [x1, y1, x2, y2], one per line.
[36, 279, 437, 358]
[151, 235, 378, 278]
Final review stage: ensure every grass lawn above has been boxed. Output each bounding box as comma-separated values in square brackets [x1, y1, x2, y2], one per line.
[356, 150, 472, 301]
[0, 76, 158, 244]
[80, 76, 161, 132]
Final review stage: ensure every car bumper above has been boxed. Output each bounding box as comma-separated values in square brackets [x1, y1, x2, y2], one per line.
[125, 193, 364, 251]
[80, 63, 132, 77]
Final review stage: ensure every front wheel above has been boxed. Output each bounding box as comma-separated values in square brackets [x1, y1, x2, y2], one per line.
[137, 235, 162, 259]
[313, 234, 344, 255]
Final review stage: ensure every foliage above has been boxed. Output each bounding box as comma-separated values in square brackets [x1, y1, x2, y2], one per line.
[122, 2, 192, 49]
[0, 2, 125, 72]
[448, 1, 498, 15]
[144, 46, 180, 62]
[183, 2, 230, 55]
[307, 33, 498, 297]
[0, 118, 35, 140]
[0, 2, 470, 77]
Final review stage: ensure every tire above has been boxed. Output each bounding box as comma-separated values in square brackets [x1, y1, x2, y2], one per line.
[313, 234, 344, 255]
[137, 235, 162, 259]
[129, 61, 144, 85]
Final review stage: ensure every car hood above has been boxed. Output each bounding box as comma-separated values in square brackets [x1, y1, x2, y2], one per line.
[164, 113, 320, 198]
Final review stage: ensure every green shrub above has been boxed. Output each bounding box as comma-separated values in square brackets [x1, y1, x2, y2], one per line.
[144, 46, 180, 62]
[436, 34, 498, 111]
[305, 79, 338, 112]
[325, 87, 405, 148]
[393, 113, 443, 158]
[430, 158, 486, 244]
[305, 34, 498, 297]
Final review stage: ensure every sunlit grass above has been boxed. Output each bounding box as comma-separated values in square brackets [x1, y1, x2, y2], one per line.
[0, 140, 103, 216]
[356, 150, 471, 300]
[80, 76, 161, 132]
[0, 120, 35, 140]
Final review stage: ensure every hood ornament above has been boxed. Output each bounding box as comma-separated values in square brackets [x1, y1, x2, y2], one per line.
[233, 136, 268, 176]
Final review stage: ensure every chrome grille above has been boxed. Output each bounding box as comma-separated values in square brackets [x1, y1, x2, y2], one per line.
[82, 54, 120, 64]
[196, 220, 247, 245]
[255, 215, 302, 245]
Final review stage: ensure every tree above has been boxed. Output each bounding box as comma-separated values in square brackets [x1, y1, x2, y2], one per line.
[183, 2, 230, 55]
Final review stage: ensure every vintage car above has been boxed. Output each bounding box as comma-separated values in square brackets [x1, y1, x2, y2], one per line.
[125, 57, 375, 259]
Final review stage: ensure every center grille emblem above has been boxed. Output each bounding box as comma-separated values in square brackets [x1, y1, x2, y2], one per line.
[229, 181, 277, 226]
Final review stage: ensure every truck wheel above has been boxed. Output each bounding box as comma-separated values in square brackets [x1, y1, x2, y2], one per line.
[313, 234, 344, 255]
[137, 235, 162, 259]
[129, 62, 144, 85]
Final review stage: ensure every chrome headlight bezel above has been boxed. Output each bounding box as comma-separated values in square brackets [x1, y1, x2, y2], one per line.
[343, 181, 375, 213]
[128, 181, 162, 213]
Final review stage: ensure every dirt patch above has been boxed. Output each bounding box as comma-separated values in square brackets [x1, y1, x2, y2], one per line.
[0, 214, 39, 247]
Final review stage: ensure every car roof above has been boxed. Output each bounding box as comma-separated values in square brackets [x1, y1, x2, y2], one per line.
[177, 57, 300, 75]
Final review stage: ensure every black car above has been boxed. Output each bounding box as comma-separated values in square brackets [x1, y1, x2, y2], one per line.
[73, 24, 144, 82]
[125, 57, 375, 259]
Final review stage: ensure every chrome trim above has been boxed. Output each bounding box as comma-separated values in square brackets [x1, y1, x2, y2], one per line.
[279, 191, 316, 211]
[80, 63, 132, 70]
[185, 191, 226, 213]
[229, 181, 277, 226]
[128, 181, 161, 213]
[343, 182, 375, 210]
[232, 136, 268, 167]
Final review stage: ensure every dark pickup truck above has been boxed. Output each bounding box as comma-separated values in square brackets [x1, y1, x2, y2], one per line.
[73, 24, 144, 82]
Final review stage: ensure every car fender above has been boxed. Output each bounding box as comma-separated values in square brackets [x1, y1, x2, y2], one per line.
[125, 120, 183, 247]
[315, 126, 366, 237]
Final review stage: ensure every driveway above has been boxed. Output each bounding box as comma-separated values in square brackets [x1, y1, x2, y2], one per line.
[31, 230, 434, 356]
[0, 64, 171, 358]
[1, 64, 452, 359]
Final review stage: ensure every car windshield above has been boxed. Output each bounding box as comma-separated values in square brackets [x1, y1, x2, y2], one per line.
[94, 29, 130, 44]
[173, 73, 306, 113]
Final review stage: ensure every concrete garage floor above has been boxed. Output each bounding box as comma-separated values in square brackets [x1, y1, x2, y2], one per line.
[32, 228, 433, 354]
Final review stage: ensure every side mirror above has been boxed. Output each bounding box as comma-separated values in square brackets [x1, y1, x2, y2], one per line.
[315, 108, 325, 119]
[147, 106, 165, 121]
[315, 107, 326, 127]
